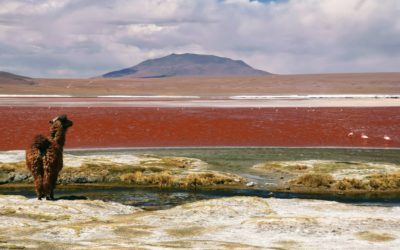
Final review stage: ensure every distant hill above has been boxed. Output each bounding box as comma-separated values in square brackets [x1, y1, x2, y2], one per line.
[0, 71, 35, 85]
[102, 53, 271, 78]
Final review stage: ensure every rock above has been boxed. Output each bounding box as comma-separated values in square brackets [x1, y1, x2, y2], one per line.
[0, 172, 28, 184]
[246, 182, 255, 187]
[12, 173, 29, 182]
[0, 173, 11, 184]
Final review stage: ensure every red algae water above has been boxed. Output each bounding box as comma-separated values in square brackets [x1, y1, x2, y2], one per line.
[0, 106, 399, 150]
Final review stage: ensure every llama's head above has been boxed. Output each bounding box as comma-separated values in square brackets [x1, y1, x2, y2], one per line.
[49, 115, 73, 144]
[49, 115, 73, 129]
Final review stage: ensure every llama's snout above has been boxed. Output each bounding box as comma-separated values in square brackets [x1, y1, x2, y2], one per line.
[64, 119, 73, 128]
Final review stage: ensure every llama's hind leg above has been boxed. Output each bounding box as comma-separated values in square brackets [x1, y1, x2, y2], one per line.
[49, 188, 54, 200]
[34, 176, 45, 200]
[30, 156, 45, 200]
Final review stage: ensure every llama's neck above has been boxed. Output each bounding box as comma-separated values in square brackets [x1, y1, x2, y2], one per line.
[50, 125, 67, 148]
[54, 130, 66, 148]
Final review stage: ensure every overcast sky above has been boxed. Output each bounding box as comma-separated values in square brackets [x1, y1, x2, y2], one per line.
[0, 0, 399, 78]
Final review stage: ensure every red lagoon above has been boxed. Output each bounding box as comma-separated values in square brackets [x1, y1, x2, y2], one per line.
[0, 106, 399, 150]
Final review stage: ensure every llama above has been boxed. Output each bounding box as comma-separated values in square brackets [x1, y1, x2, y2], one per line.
[26, 115, 73, 200]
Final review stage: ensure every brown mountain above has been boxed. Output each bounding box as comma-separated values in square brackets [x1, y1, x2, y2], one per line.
[0, 71, 36, 85]
[102, 53, 271, 78]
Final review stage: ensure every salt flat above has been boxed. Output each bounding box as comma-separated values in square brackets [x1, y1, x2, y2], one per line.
[1, 96, 400, 107]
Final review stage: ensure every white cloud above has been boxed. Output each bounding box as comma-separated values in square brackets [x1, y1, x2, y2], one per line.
[0, 0, 399, 77]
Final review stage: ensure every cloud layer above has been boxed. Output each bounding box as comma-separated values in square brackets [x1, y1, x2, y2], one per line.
[0, 0, 399, 77]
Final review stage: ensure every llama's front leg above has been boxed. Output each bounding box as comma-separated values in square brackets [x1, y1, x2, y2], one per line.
[43, 172, 52, 200]
[49, 189, 54, 200]
[49, 174, 59, 200]
[46, 185, 55, 200]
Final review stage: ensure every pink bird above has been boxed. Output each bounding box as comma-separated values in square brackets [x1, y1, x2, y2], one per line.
[384, 135, 391, 141]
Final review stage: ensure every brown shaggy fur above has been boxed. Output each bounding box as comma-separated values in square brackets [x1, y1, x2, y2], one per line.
[26, 115, 73, 200]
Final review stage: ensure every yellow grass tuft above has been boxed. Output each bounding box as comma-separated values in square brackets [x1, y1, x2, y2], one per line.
[184, 172, 240, 187]
[165, 226, 207, 237]
[0, 245, 25, 249]
[291, 172, 400, 192]
[292, 173, 335, 188]
[335, 178, 370, 191]
[120, 171, 175, 187]
[0, 162, 26, 172]
[0, 208, 17, 215]
[120, 171, 243, 188]
[366, 173, 400, 190]
[356, 231, 396, 242]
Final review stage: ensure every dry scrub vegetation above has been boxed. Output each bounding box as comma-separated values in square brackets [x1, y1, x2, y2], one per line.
[120, 171, 243, 188]
[292, 172, 400, 192]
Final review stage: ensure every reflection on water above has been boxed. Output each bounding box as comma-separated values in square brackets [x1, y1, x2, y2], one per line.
[0, 186, 223, 210]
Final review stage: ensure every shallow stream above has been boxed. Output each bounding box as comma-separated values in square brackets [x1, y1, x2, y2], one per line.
[1, 185, 400, 211]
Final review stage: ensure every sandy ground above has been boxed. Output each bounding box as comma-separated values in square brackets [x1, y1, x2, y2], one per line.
[0, 195, 399, 249]
[1, 73, 400, 96]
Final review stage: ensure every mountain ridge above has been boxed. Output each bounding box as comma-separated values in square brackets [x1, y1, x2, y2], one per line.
[102, 53, 271, 78]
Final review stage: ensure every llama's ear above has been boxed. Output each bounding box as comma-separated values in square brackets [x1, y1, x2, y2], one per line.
[50, 116, 59, 124]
